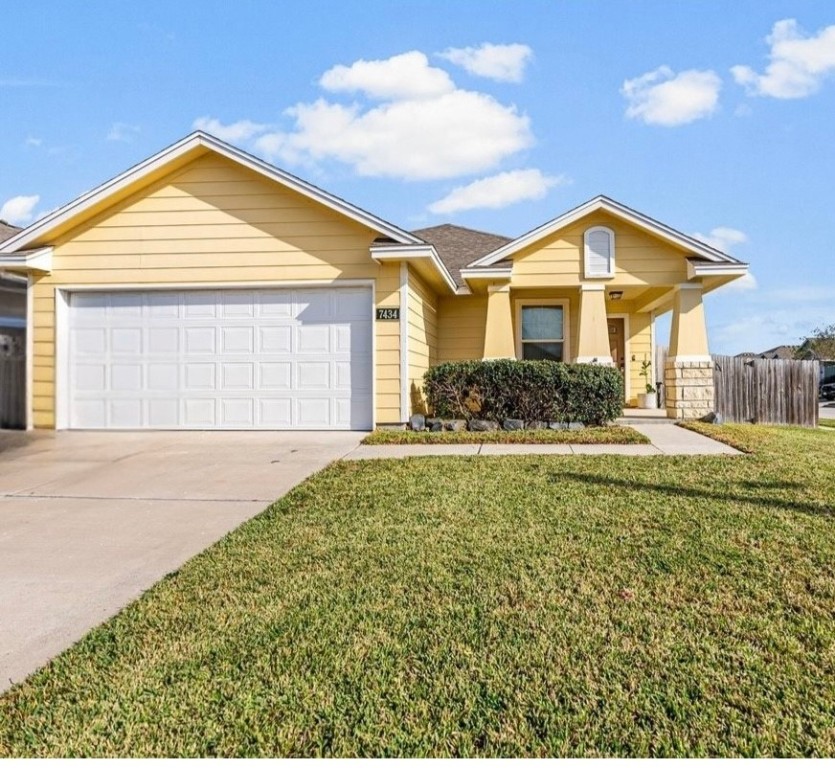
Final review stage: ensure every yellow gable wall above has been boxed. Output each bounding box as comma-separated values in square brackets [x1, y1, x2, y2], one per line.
[31, 152, 402, 427]
[510, 211, 691, 288]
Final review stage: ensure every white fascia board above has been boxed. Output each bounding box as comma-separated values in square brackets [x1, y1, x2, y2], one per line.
[468, 195, 740, 268]
[459, 267, 513, 280]
[0, 247, 53, 273]
[687, 261, 749, 279]
[370, 244, 457, 293]
[1, 131, 422, 254]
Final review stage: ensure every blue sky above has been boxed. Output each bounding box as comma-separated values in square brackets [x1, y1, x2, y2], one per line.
[2, 0, 834, 354]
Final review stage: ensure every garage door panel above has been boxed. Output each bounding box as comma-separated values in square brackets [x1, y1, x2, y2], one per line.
[112, 327, 142, 354]
[68, 287, 373, 429]
[111, 364, 142, 390]
[297, 325, 330, 354]
[185, 363, 215, 390]
[259, 362, 291, 390]
[185, 327, 216, 354]
[184, 398, 216, 427]
[148, 327, 179, 355]
[111, 400, 142, 428]
[259, 326, 292, 354]
[297, 398, 330, 427]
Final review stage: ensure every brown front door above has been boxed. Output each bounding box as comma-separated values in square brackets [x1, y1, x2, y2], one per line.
[608, 318, 625, 374]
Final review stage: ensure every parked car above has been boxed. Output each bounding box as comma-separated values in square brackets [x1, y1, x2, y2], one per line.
[821, 382, 835, 401]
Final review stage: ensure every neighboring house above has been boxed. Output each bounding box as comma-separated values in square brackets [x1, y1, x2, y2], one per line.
[737, 345, 797, 360]
[0, 132, 748, 430]
[0, 221, 26, 332]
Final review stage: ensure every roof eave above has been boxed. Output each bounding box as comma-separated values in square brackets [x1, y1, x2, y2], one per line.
[0, 246, 52, 274]
[370, 243, 458, 294]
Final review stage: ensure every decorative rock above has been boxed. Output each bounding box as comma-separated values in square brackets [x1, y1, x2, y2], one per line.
[430, 420, 444, 432]
[469, 419, 500, 432]
[700, 411, 723, 424]
[503, 418, 525, 431]
[409, 413, 426, 431]
[549, 421, 569, 430]
[444, 419, 468, 432]
[568, 421, 585, 430]
[527, 420, 548, 430]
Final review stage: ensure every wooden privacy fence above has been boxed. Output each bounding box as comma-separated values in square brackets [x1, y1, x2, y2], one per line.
[0, 330, 25, 429]
[712, 354, 819, 427]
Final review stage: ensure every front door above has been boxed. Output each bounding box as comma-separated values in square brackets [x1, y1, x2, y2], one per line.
[608, 318, 625, 375]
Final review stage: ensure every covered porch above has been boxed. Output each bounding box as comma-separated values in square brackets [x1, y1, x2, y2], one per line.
[472, 277, 715, 418]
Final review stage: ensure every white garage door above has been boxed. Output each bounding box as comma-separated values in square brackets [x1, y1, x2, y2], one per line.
[67, 287, 373, 430]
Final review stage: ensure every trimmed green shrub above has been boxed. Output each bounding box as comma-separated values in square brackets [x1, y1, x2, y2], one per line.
[423, 359, 623, 426]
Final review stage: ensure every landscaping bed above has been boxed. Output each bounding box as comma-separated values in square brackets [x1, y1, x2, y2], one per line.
[2, 425, 834, 757]
[363, 425, 648, 445]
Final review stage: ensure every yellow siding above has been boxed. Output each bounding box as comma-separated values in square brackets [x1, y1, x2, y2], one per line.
[406, 266, 438, 414]
[620, 311, 653, 406]
[511, 211, 690, 288]
[437, 295, 488, 362]
[30, 153, 403, 427]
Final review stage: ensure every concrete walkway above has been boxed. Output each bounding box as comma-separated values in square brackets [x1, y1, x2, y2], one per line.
[344, 423, 741, 460]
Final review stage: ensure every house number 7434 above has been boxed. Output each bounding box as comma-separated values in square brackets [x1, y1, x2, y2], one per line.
[376, 307, 400, 320]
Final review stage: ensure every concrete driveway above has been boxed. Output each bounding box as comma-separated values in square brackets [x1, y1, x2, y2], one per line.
[0, 429, 363, 693]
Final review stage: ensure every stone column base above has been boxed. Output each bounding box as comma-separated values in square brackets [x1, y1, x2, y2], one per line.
[664, 359, 715, 420]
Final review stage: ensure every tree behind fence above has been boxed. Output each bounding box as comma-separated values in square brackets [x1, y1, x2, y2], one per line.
[712, 355, 819, 427]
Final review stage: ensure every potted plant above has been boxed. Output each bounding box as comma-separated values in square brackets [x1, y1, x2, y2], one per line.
[637, 357, 657, 409]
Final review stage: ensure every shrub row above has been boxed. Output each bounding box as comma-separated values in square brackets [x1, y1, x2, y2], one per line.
[423, 359, 623, 426]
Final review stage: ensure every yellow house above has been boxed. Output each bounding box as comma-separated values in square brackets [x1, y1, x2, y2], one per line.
[0, 132, 748, 430]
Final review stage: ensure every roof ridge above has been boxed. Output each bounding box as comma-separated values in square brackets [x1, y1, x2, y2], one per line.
[413, 222, 512, 241]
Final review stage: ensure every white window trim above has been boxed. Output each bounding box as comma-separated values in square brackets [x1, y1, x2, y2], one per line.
[584, 226, 615, 279]
[514, 299, 570, 363]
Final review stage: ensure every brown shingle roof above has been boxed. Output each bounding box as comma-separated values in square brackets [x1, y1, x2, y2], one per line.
[0, 221, 21, 244]
[411, 223, 513, 287]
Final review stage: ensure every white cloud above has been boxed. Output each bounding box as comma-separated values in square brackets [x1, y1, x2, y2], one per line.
[691, 226, 748, 253]
[319, 51, 454, 100]
[24, 136, 42, 147]
[197, 50, 533, 181]
[732, 19, 835, 99]
[439, 43, 533, 83]
[0, 194, 40, 226]
[106, 122, 140, 142]
[622, 66, 722, 126]
[192, 116, 267, 143]
[428, 169, 566, 214]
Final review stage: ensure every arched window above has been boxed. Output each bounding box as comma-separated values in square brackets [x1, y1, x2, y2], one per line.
[584, 226, 615, 278]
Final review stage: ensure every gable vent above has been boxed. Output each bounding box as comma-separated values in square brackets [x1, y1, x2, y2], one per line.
[584, 227, 615, 278]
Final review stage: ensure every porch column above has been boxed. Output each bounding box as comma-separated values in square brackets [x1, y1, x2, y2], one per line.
[574, 284, 613, 364]
[483, 283, 515, 359]
[665, 282, 715, 419]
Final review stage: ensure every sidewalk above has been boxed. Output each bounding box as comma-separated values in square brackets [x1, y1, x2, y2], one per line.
[343, 423, 742, 460]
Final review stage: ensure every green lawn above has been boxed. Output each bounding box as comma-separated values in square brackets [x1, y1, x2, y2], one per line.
[819, 418, 835, 429]
[362, 425, 648, 445]
[1, 424, 834, 757]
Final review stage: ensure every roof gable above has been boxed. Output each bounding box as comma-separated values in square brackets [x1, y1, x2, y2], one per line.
[468, 195, 744, 268]
[0, 131, 423, 254]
